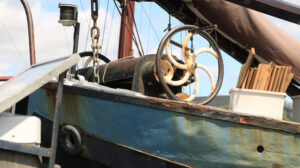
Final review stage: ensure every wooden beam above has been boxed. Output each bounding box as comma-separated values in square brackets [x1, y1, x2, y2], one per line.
[236, 48, 256, 88]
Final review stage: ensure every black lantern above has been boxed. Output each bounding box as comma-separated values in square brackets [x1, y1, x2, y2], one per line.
[58, 4, 78, 26]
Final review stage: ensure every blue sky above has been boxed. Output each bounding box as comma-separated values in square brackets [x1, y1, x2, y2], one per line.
[0, 0, 299, 100]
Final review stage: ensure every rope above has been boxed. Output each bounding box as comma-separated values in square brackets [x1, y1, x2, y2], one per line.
[0, 18, 27, 67]
[146, 3, 151, 53]
[104, 5, 116, 56]
[113, 0, 143, 57]
[78, 0, 91, 71]
[100, 0, 110, 53]
[128, 2, 144, 56]
[113, 20, 120, 59]
[79, 0, 89, 24]
[140, 3, 160, 43]
[102, 61, 111, 83]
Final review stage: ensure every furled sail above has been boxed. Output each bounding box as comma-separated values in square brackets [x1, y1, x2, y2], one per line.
[192, 0, 300, 81]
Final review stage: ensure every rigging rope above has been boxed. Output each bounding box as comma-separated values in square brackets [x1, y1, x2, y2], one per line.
[79, 0, 89, 24]
[81, 16, 92, 69]
[113, 0, 143, 57]
[79, 0, 91, 70]
[79, 0, 92, 51]
[0, 18, 27, 67]
[104, 5, 116, 56]
[140, 3, 160, 43]
[113, 24, 120, 59]
[128, 2, 144, 56]
[121, 1, 143, 57]
[146, 3, 151, 53]
[139, 4, 142, 38]
[100, 0, 110, 53]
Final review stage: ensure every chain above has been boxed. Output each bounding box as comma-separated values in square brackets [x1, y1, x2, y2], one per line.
[91, 0, 101, 83]
[92, 35, 100, 83]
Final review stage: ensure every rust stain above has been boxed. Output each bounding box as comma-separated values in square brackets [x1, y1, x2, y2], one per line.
[46, 89, 56, 96]
[44, 82, 58, 90]
[45, 83, 58, 105]
[145, 97, 213, 111]
[272, 163, 283, 168]
[238, 127, 247, 159]
[259, 130, 263, 147]
[239, 117, 254, 125]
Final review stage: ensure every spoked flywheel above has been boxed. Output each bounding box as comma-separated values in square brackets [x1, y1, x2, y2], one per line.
[156, 25, 224, 105]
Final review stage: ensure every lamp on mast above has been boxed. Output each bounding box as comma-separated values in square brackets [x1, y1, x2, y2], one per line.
[58, 4, 80, 74]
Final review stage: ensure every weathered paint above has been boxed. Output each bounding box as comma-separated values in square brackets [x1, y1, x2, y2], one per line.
[28, 83, 300, 167]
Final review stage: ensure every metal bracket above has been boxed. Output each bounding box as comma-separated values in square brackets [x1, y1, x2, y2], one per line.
[48, 74, 64, 168]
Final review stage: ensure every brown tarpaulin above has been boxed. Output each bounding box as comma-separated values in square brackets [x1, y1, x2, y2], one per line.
[193, 0, 300, 80]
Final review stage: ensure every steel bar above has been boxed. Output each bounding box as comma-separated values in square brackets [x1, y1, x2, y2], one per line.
[48, 74, 64, 168]
[190, 24, 217, 33]
[20, 0, 36, 65]
[169, 25, 217, 53]
[0, 140, 50, 157]
[225, 0, 300, 24]
[71, 22, 80, 74]
[170, 40, 194, 53]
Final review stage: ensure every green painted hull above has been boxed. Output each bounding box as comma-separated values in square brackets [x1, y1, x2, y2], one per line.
[28, 82, 300, 167]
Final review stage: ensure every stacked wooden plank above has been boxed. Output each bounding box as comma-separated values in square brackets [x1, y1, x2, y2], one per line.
[238, 63, 294, 92]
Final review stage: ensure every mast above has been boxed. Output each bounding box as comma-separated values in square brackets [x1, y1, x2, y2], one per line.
[118, 1, 135, 59]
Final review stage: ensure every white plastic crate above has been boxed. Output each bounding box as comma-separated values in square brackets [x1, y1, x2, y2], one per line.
[229, 88, 286, 120]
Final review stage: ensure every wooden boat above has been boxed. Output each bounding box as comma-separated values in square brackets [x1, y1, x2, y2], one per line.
[0, 0, 300, 167]
[28, 79, 300, 167]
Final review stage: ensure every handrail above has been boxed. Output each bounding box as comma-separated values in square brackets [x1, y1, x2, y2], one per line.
[20, 0, 36, 65]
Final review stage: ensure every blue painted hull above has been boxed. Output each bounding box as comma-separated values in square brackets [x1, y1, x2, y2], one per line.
[28, 83, 300, 167]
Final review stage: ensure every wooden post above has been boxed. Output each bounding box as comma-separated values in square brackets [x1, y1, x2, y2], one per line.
[118, 1, 135, 59]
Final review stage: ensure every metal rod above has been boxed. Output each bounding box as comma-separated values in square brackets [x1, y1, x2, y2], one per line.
[20, 0, 36, 65]
[166, 24, 216, 53]
[49, 74, 64, 168]
[71, 22, 80, 74]
[170, 40, 194, 53]
[189, 24, 217, 33]
[0, 140, 50, 157]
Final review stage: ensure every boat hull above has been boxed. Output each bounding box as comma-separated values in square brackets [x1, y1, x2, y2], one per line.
[28, 82, 300, 167]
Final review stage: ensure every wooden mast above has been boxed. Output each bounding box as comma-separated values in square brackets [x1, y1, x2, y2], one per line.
[118, 1, 135, 59]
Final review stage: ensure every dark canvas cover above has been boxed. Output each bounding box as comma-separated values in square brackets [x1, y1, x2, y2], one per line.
[194, 0, 300, 80]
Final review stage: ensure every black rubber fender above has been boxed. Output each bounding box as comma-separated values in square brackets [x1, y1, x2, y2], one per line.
[60, 125, 82, 155]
